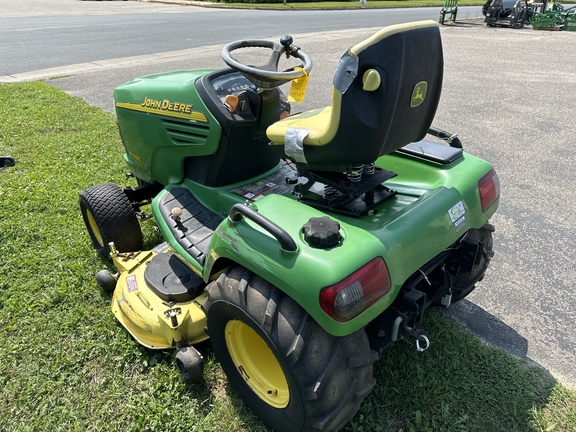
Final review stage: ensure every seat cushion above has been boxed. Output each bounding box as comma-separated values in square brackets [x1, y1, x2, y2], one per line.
[266, 92, 341, 147]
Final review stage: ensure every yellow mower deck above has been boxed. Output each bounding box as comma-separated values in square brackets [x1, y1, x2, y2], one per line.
[110, 248, 209, 350]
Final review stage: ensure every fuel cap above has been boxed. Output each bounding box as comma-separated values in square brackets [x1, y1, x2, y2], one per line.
[302, 217, 341, 249]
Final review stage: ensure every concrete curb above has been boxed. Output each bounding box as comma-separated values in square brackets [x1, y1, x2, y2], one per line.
[0, 45, 220, 83]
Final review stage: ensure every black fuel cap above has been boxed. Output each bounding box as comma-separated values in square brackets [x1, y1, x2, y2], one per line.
[302, 217, 341, 249]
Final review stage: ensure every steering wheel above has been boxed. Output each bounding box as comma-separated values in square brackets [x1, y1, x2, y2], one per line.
[221, 36, 313, 89]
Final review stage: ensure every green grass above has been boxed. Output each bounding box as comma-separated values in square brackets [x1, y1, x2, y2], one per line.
[0, 82, 575, 431]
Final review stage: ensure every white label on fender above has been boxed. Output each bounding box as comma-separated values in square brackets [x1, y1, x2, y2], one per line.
[455, 216, 466, 233]
[449, 201, 465, 222]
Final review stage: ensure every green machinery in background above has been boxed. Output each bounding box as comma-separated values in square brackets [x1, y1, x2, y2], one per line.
[440, 0, 458, 24]
[482, 0, 576, 30]
[530, 0, 576, 30]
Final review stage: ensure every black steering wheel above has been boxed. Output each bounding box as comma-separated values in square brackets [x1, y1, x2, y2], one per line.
[221, 36, 313, 89]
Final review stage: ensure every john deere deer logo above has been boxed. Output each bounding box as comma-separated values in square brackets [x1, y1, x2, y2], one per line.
[411, 81, 427, 108]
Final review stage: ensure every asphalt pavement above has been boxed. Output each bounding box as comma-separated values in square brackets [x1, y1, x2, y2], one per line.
[0, 1, 483, 77]
[0, 0, 197, 17]
[2, 0, 576, 389]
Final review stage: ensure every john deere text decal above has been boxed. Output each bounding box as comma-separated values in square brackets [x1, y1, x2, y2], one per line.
[116, 97, 208, 123]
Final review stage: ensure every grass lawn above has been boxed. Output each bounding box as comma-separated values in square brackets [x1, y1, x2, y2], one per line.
[1, 82, 575, 431]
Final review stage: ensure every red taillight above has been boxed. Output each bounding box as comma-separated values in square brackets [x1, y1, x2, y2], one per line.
[478, 169, 500, 212]
[319, 258, 391, 322]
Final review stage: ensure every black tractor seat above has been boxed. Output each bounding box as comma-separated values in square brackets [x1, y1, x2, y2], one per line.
[266, 21, 445, 216]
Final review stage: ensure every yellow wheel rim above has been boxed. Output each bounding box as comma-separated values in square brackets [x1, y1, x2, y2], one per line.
[225, 320, 289, 408]
[86, 210, 104, 247]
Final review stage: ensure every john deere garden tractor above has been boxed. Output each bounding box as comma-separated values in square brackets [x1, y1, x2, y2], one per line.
[80, 21, 500, 431]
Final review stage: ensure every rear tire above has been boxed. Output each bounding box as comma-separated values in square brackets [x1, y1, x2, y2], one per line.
[449, 223, 495, 304]
[79, 182, 142, 259]
[204, 266, 377, 432]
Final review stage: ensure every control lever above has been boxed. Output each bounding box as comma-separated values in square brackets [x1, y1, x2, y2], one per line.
[280, 35, 293, 48]
[280, 35, 299, 58]
[224, 95, 239, 113]
[428, 127, 463, 149]
[224, 92, 251, 114]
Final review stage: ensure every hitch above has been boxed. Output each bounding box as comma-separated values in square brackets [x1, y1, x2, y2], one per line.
[397, 289, 431, 351]
[399, 290, 426, 329]
[386, 290, 431, 351]
[414, 330, 430, 352]
[390, 315, 431, 352]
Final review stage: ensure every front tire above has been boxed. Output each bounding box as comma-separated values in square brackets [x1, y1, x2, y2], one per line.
[79, 182, 143, 258]
[95, 269, 117, 293]
[204, 266, 377, 432]
[176, 346, 204, 381]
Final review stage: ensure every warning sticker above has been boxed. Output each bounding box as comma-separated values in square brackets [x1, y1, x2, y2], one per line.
[126, 275, 138, 293]
[231, 167, 294, 201]
[455, 216, 466, 233]
[448, 201, 465, 223]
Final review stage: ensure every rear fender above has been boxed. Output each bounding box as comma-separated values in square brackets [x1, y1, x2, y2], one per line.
[203, 153, 498, 337]
[204, 194, 390, 337]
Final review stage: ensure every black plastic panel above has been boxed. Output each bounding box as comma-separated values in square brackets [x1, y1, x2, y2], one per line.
[144, 251, 205, 302]
[397, 140, 463, 165]
[188, 69, 282, 187]
[158, 188, 223, 265]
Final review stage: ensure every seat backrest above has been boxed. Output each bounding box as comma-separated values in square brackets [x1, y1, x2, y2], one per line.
[333, 21, 443, 162]
[299, 21, 444, 171]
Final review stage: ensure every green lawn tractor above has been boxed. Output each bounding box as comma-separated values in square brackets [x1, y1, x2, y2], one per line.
[80, 20, 500, 432]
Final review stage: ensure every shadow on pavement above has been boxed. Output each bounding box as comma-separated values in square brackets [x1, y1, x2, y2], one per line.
[445, 299, 532, 362]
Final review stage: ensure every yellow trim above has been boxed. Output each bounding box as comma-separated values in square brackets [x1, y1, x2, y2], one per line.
[116, 102, 208, 123]
[87, 210, 104, 247]
[225, 320, 290, 408]
[350, 20, 437, 55]
[362, 69, 381, 92]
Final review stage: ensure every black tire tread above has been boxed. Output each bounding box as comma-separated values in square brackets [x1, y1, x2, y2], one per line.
[204, 266, 378, 432]
[286, 313, 314, 367]
[450, 224, 494, 303]
[354, 378, 377, 401]
[79, 182, 142, 257]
